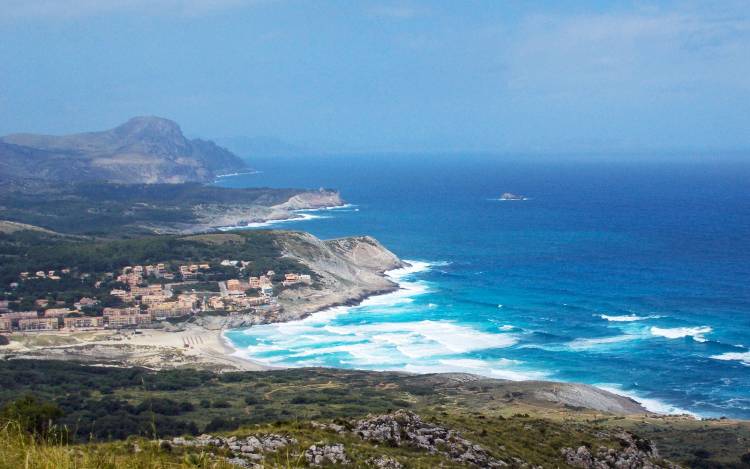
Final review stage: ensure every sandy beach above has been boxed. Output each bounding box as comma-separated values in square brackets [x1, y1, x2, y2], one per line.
[2, 323, 267, 372]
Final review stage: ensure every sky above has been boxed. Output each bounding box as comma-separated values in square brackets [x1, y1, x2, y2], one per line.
[1, 0, 749, 154]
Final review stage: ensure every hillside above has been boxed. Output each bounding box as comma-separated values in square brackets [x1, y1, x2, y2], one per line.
[2, 229, 749, 466]
[0, 116, 247, 184]
[1, 360, 749, 468]
[0, 181, 342, 236]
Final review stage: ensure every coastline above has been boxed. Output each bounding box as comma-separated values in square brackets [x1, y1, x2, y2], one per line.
[221, 260, 701, 419]
[222, 260, 429, 366]
[213, 170, 262, 179]
[2, 257, 701, 418]
[217, 203, 356, 231]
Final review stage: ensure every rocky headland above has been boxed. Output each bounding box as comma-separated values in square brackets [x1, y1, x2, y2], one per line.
[189, 190, 346, 234]
[0, 116, 246, 184]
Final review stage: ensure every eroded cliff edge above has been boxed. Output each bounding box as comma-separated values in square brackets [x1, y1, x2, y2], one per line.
[274, 232, 407, 320]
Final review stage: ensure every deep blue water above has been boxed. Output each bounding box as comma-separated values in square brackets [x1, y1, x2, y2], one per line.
[219, 155, 750, 418]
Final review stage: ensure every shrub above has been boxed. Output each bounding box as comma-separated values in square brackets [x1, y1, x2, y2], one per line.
[0, 395, 63, 436]
[244, 396, 258, 405]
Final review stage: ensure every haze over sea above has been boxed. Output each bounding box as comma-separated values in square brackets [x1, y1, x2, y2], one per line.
[219, 155, 750, 419]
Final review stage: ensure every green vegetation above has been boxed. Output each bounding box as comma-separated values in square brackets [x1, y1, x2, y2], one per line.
[0, 230, 313, 304]
[0, 421, 239, 469]
[0, 180, 304, 236]
[0, 360, 748, 467]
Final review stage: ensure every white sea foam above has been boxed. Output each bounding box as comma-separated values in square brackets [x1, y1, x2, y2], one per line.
[388, 260, 432, 279]
[404, 358, 546, 381]
[567, 334, 641, 350]
[597, 385, 699, 417]
[218, 212, 329, 230]
[318, 320, 518, 357]
[297, 203, 358, 212]
[650, 326, 712, 342]
[226, 259, 522, 380]
[600, 314, 659, 322]
[499, 324, 514, 331]
[710, 351, 750, 365]
[214, 170, 262, 179]
[218, 203, 354, 231]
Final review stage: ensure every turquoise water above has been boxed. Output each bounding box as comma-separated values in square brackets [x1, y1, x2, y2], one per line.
[219, 155, 750, 418]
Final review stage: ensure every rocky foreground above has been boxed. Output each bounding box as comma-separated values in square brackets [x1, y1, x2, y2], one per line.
[162, 410, 680, 468]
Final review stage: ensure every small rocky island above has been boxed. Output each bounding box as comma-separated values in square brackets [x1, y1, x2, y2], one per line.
[499, 192, 526, 200]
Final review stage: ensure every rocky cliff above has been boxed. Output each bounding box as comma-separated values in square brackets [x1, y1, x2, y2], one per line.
[190, 190, 344, 233]
[0, 116, 246, 184]
[273, 232, 406, 320]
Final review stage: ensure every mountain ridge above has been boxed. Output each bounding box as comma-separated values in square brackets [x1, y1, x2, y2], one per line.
[0, 116, 247, 184]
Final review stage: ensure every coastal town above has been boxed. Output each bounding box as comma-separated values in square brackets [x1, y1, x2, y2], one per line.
[0, 260, 312, 335]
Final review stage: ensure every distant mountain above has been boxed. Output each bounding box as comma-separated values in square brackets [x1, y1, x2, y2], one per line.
[0, 116, 247, 184]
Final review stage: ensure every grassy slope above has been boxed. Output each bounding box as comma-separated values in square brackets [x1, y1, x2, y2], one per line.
[1, 361, 748, 467]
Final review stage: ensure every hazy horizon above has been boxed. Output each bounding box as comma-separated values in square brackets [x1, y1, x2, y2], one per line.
[1, 0, 749, 156]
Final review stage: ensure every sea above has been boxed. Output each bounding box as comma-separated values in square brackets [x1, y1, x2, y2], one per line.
[217, 154, 750, 419]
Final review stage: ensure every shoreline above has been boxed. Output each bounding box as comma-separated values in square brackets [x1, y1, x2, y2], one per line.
[220, 261, 703, 419]
[1, 255, 704, 419]
[222, 260, 428, 366]
[217, 203, 356, 231]
[213, 170, 262, 179]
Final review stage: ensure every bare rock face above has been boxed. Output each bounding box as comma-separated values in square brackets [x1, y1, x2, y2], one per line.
[275, 190, 344, 210]
[187, 189, 344, 233]
[354, 410, 506, 467]
[561, 432, 681, 469]
[275, 232, 406, 320]
[304, 443, 349, 466]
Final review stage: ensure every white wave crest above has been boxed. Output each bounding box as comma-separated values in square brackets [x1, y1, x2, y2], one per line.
[600, 314, 659, 322]
[597, 385, 699, 417]
[219, 212, 329, 230]
[710, 351, 750, 365]
[568, 334, 641, 350]
[650, 326, 712, 342]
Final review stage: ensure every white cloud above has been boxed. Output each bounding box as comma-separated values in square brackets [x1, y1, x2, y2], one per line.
[504, 3, 750, 95]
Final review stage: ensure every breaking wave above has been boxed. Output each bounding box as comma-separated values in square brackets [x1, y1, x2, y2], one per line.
[650, 326, 712, 342]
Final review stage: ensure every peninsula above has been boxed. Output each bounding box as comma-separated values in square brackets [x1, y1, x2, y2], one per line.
[0, 117, 346, 236]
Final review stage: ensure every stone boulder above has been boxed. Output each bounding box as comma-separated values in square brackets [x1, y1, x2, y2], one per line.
[304, 443, 349, 466]
[354, 410, 506, 467]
